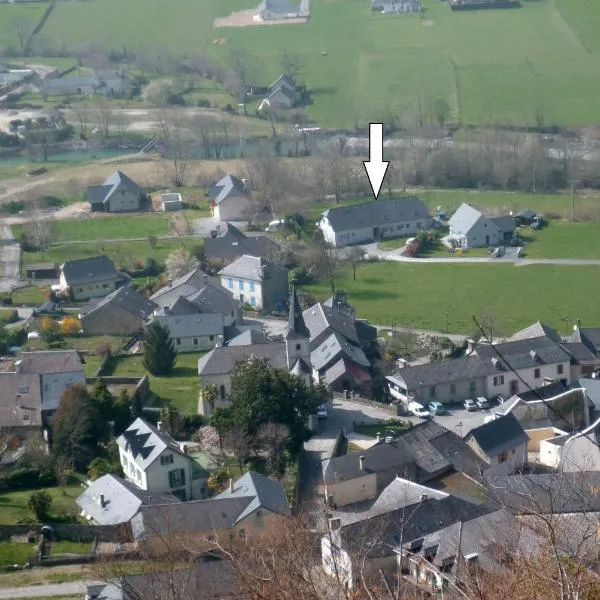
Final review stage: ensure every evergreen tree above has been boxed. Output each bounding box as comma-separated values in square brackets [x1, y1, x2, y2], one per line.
[143, 321, 176, 376]
[52, 384, 108, 472]
[90, 378, 114, 420]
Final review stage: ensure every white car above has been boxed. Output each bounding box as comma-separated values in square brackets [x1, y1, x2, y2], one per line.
[464, 399, 477, 412]
[408, 401, 431, 419]
[265, 219, 285, 232]
[476, 397, 490, 409]
[317, 405, 328, 419]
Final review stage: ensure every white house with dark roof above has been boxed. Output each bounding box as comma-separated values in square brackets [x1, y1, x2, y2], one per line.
[448, 203, 515, 248]
[318, 196, 431, 247]
[218, 255, 288, 312]
[87, 171, 147, 213]
[116, 418, 208, 501]
[208, 175, 253, 221]
[59, 255, 128, 301]
[149, 313, 224, 352]
[76, 473, 180, 526]
[256, 0, 308, 20]
[371, 0, 420, 13]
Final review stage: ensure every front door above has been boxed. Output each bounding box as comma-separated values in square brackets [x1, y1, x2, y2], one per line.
[373, 226, 380, 238]
[485, 234, 490, 246]
[509, 380, 518, 395]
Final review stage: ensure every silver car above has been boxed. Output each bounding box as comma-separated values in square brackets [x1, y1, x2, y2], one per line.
[464, 399, 477, 412]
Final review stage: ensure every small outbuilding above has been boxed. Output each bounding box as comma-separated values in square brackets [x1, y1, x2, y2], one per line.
[25, 263, 58, 281]
[161, 192, 183, 212]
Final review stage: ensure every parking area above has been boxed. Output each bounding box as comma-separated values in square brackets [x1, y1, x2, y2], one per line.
[430, 402, 498, 436]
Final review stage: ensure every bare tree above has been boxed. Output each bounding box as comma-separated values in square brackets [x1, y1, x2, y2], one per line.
[258, 422, 290, 476]
[319, 243, 343, 295]
[433, 99, 451, 129]
[93, 97, 113, 138]
[165, 247, 198, 280]
[278, 49, 306, 81]
[346, 246, 365, 281]
[226, 46, 253, 114]
[223, 427, 253, 471]
[159, 109, 190, 186]
[26, 201, 53, 258]
[72, 102, 90, 139]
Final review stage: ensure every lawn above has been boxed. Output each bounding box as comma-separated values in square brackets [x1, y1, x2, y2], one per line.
[0, 541, 91, 568]
[520, 221, 600, 259]
[11, 286, 46, 306]
[0, 475, 85, 525]
[20, 238, 197, 272]
[103, 352, 205, 414]
[0, 0, 594, 128]
[302, 260, 600, 335]
[353, 421, 410, 438]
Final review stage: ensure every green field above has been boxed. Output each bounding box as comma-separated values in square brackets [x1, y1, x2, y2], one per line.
[103, 352, 205, 414]
[303, 261, 600, 335]
[0, 476, 85, 525]
[2, 0, 594, 127]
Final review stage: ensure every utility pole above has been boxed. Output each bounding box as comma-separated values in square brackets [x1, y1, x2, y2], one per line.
[572, 180, 576, 222]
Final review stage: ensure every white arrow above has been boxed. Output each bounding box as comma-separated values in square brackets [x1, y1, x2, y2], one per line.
[363, 123, 389, 200]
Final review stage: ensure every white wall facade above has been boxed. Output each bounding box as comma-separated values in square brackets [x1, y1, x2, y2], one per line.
[173, 333, 223, 353]
[449, 215, 500, 248]
[108, 188, 140, 213]
[214, 195, 252, 221]
[197, 372, 232, 416]
[220, 275, 263, 309]
[485, 361, 570, 399]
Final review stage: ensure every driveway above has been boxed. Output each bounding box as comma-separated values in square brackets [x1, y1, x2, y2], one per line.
[0, 580, 102, 599]
[0, 224, 23, 293]
[431, 403, 496, 436]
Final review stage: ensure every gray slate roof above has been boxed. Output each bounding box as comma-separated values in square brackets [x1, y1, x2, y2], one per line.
[218, 255, 287, 282]
[87, 170, 141, 206]
[269, 73, 295, 91]
[60, 255, 119, 286]
[516, 209, 537, 219]
[322, 441, 416, 484]
[204, 223, 279, 262]
[387, 356, 491, 389]
[116, 418, 188, 471]
[76, 474, 179, 525]
[198, 343, 286, 376]
[151, 313, 224, 338]
[572, 327, 600, 355]
[311, 331, 370, 371]
[227, 328, 269, 346]
[259, 0, 300, 15]
[490, 216, 516, 234]
[510, 321, 562, 344]
[321, 196, 429, 232]
[578, 377, 600, 411]
[19, 350, 83, 374]
[286, 286, 309, 340]
[448, 203, 488, 233]
[562, 342, 600, 365]
[466, 413, 527, 458]
[0, 372, 42, 428]
[80, 285, 156, 320]
[303, 302, 375, 348]
[215, 471, 290, 524]
[475, 335, 571, 371]
[208, 175, 248, 205]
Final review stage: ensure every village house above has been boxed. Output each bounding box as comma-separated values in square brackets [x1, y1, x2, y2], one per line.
[259, 74, 297, 111]
[58, 255, 128, 302]
[80, 285, 156, 336]
[197, 288, 311, 415]
[464, 413, 528, 475]
[130, 471, 290, 555]
[149, 313, 224, 352]
[204, 222, 280, 265]
[116, 418, 209, 501]
[218, 255, 289, 312]
[448, 203, 515, 248]
[87, 170, 148, 213]
[318, 196, 431, 247]
[256, 0, 308, 20]
[371, 0, 420, 13]
[150, 267, 243, 327]
[208, 175, 253, 221]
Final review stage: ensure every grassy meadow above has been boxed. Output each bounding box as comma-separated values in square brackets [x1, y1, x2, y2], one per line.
[0, 0, 593, 127]
[302, 261, 600, 334]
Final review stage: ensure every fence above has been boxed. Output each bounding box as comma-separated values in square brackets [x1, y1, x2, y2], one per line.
[0, 522, 131, 542]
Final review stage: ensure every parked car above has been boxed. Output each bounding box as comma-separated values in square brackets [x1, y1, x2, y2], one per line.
[265, 219, 285, 232]
[464, 398, 477, 411]
[531, 215, 544, 229]
[427, 402, 448, 415]
[492, 246, 505, 258]
[408, 401, 431, 419]
[317, 405, 328, 419]
[476, 397, 489, 409]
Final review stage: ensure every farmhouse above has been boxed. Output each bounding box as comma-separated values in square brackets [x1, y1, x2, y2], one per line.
[448, 203, 515, 248]
[218, 255, 288, 312]
[260, 74, 297, 110]
[208, 175, 253, 221]
[318, 196, 431, 247]
[87, 170, 148, 213]
[256, 0, 308, 20]
[38, 69, 129, 98]
[149, 313, 224, 352]
[371, 0, 421, 13]
[204, 222, 279, 265]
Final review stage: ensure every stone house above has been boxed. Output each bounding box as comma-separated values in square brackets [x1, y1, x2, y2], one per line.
[87, 171, 148, 213]
[59, 256, 127, 302]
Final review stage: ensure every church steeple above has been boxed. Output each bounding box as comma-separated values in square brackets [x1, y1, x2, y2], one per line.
[285, 286, 311, 383]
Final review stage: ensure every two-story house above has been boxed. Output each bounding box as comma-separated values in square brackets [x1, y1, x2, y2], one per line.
[59, 256, 128, 302]
[116, 418, 208, 501]
[218, 255, 288, 313]
[149, 313, 224, 352]
[87, 170, 148, 213]
[208, 175, 253, 221]
[318, 196, 431, 247]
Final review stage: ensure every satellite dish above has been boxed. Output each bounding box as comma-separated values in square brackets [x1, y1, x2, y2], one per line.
[573, 324, 578, 331]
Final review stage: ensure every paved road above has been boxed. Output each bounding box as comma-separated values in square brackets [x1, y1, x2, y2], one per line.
[362, 242, 600, 266]
[0, 579, 102, 599]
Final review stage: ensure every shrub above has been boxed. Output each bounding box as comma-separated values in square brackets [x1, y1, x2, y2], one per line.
[0, 468, 57, 491]
[28, 490, 52, 521]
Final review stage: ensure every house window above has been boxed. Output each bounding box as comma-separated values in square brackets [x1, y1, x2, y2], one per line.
[160, 454, 174, 466]
[209, 335, 214, 341]
[228, 278, 233, 289]
[493, 375, 504, 386]
[169, 468, 186, 488]
[220, 385, 225, 399]
[250, 297, 256, 306]
[469, 381, 476, 393]
[78, 288, 83, 292]
[238, 279, 244, 290]
[239, 529, 246, 538]
[249, 282, 255, 292]
[557, 364, 564, 375]
[193, 338, 198, 345]
[498, 451, 508, 463]
[534, 368, 541, 379]
[417, 222, 422, 229]
[103, 283, 109, 288]
[430, 386, 436, 399]
[176, 338, 181, 345]
[450, 383, 456, 394]
[296, 343, 301, 351]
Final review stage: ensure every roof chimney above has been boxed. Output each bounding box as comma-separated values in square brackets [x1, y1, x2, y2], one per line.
[157, 421, 164, 432]
[376, 432, 381, 443]
[168, 279, 173, 287]
[181, 443, 188, 454]
[466, 339, 476, 355]
[329, 517, 342, 531]
[229, 478, 234, 493]
[14, 360, 22, 374]
[359, 455, 366, 471]
[491, 357, 499, 368]
[420, 493, 428, 502]
[529, 350, 537, 361]
[99, 494, 106, 508]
